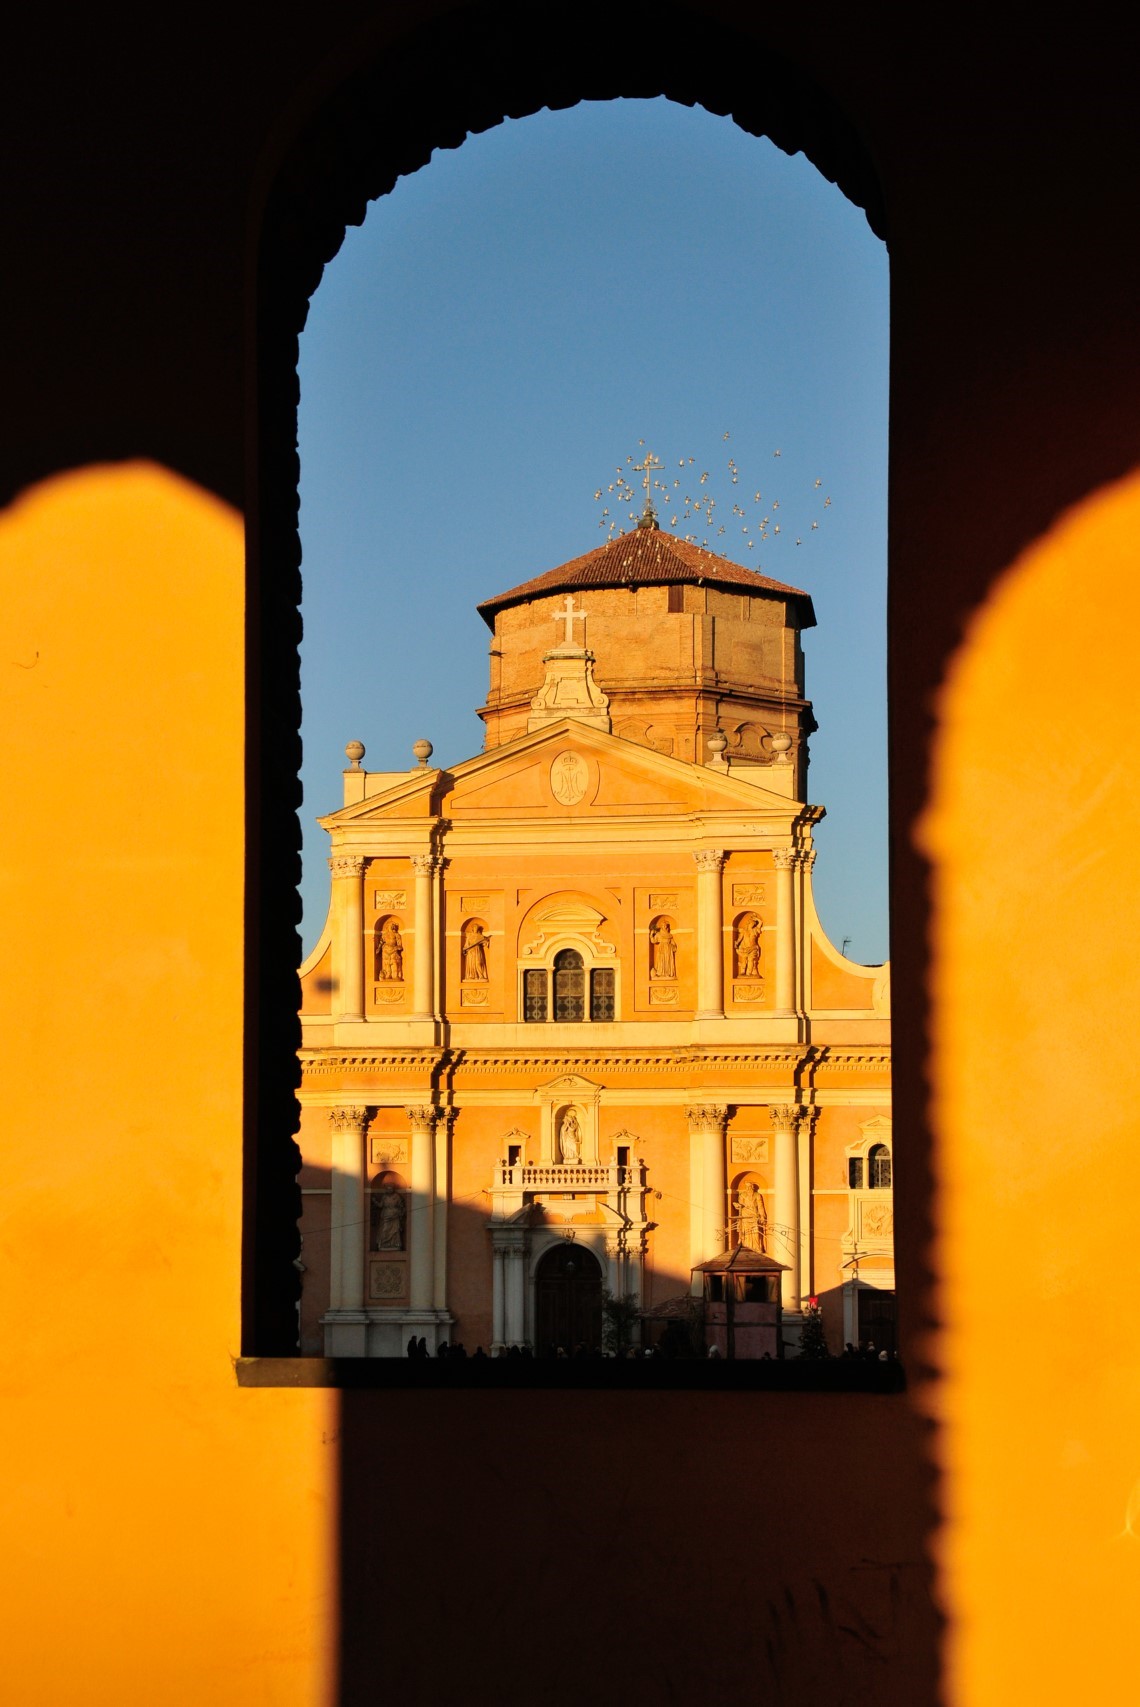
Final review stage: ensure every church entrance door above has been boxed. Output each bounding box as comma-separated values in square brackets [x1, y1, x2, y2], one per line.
[535, 1241, 603, 1354]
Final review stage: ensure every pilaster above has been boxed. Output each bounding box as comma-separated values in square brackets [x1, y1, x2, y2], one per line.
[686, 1103, 728, 1287]
[405, 1104, 437, 1310]
[322, 1104, 369, 1356]
[329, 854, 366, 1021]
[773, 849, 796, 1015]
[693, 848, 726, 1019]
[769, 1102, 802, 1312]
[410, 854, 436, 1020]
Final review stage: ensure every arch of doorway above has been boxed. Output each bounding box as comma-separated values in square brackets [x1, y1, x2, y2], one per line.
[532, 1235, 605, 1355]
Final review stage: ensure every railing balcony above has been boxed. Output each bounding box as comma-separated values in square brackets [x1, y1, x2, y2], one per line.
[494, 1161, 644, 1192]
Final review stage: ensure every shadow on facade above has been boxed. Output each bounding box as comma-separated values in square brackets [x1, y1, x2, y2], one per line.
[296, 1170, 901, 1375]
[251, 11, 939, 1703]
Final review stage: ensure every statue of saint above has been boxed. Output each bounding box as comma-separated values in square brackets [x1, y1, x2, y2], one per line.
[735, 1182, 766, 1251]
[559, 1108, 582, 1163]
[734, 915, 763, 978]
[372, 1185, 406, 1251]
[649, 919, 677, 980]
[378, 919, 404, 981]
[462, 921, 489, 981]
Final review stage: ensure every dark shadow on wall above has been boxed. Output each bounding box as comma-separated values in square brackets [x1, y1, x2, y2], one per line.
[284, 1179, 923, 1697]
[252, 12, 941, 1704]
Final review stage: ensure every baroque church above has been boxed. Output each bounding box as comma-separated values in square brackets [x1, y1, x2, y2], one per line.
[297, 511, 892, 1356]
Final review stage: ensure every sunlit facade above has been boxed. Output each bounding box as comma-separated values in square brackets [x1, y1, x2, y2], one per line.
[297, 519, 891, 1355]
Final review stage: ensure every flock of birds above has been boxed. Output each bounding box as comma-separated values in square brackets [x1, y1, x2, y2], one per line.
[593, 434, 831, 562]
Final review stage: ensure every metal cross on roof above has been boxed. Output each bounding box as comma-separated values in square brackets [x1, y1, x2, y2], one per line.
[632, 450, 664, 521]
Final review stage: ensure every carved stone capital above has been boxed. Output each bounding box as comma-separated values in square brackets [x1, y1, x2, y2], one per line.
[329, 1106, 369, 1134]
[772, 849, 797, 871]
[329, 855, 366, 879]
[411, 853, 436, 877]
[693, 848, 725, 873]
[685, 1104, 728, 1135]
[798, 848, 817, 871]
[768, 1103, 801, 1132]
[404, 1105, 437, 1136]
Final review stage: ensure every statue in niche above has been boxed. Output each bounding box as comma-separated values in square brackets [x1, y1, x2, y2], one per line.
[462, 921, 489, 981]
[735, 1182, 766, 1252]
[734, 914, 763, 979]
[649, 918, 678, 980]
[371, 1184, 406, 1251]
[558, 1108, 582, 1163]
[377, 919, 404, 981]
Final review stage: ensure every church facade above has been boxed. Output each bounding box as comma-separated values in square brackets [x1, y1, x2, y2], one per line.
[297, 520, 892, 1356]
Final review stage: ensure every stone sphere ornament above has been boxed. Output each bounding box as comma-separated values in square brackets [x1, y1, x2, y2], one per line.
[412, 738, 434, 767]
[344, 739, 365, 769]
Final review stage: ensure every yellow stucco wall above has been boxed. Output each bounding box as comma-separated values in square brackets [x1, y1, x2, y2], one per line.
[923, 468, 1140, 1701]
[0, 466, 336, 1707]
[6, 458, 1140, 1702]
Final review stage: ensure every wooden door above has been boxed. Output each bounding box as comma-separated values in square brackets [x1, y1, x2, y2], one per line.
[534, 1241, 602, 1353]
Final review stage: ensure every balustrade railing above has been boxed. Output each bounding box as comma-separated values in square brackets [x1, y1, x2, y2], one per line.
[494, 1160, 643, 1191]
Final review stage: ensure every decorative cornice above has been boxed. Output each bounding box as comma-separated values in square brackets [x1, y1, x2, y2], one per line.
[813, 1050, 892, 1074]
[439, 1050, 809, 1076]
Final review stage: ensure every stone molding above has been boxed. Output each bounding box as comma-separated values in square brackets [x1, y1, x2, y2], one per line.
[693, 848, 725, 872]
[768, 1103, 802, 1131]
[328, 1106, 369, 1134]
[684, 1103, 728, 1135]
[404, 1105, 437, 1135]
[329, 855, 366, 878]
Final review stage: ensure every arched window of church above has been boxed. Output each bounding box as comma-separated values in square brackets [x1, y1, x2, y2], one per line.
[553, 949, 586, 1022]
[868, 1143, 892, 1190]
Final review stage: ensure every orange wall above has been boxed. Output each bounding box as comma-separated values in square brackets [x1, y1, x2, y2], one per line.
[0, 467, 336, 1707]
[922, 468, 1140, 1701]
[7, 470, 1140, 1699]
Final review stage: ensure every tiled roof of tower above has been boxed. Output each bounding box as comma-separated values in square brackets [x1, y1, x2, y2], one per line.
[477, 526, 816, 629]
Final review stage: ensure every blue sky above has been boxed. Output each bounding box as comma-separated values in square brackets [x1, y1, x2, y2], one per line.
[298, 97, 889, 962]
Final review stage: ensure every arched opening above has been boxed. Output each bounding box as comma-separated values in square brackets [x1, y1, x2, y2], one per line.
[868, 1142, 892, 1190]
[251, 18, 889, 1355]
[534, 1240, 603, 1353]
[553, 947, 586, 1022]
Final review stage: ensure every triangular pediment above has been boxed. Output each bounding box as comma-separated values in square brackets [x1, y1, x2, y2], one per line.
[320, 717, 809, 831]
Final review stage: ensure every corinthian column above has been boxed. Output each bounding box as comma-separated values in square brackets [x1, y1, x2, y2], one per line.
[773, 849, 797, 1015]
[328, 1106, 369, 1313]
[693, 848, 726, 1018]
[329, 854, 366, 1021]
[686, 1104, 728, 1287]
[410, 854, 436, 1020]
[769, 1103, 801, 1311]
[405, 1105, 436, 1309]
